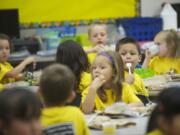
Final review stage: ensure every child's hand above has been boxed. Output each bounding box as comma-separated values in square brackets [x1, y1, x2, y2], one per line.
[90, 75, 106, 91]
[125, 74, 135, 84]
[144, 49, 155, 59]
[93, 45, 106, 53]
[23, 56, 36, 69]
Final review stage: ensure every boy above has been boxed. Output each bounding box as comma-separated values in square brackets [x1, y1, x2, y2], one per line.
[116, 37, 150, 105]
[39, 64, 90, 135]
[86, 24, 114, 63]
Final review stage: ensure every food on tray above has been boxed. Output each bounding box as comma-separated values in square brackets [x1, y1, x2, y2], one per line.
[168, 74, 180, 82]
[103, 102, 140, 117]
[88, 115, 136, 130]
[143, 75, 168, 91]
[23, 71, 42, 86]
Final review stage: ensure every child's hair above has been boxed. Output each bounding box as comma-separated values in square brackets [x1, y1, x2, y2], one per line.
[157, 29, 180, 57]
[147, 86, 180, 133]
[0, 33, 13, 52]
[115, 37, 141, 54]
[88, 24, 107, 37]
[40, 63, 75, 106]
[0, 87, 41, 134]
[94, 51, 124, 102]
[56, 40, 89, 91]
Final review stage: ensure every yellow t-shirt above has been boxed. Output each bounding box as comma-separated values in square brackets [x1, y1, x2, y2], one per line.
[83, 46, 97, 64]
[125, 71, 149, 97]
[0, 62, 15, 90]
[41, 106, 90, 135]
[149, 56, 180, 75]
[81, 83, 141, 110]
[147, 129, 164, 135]
[87, 53, 96, 64]
[78, 72, 91, 93]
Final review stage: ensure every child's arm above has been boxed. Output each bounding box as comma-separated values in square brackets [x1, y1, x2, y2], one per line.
[5, 56, 36, 78]
[142, 49, 153, 68]
[85, 45, 105, 54]
[81, 75, 105, 113]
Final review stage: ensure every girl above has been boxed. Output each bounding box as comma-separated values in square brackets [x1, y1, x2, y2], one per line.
[0, 34, 36, 90]
[116, 37, 149, 105]
[81, 51, 143, 113]
[0, 87, 42, 135]
[56, 40, 91, 106]
[147, 86, 180, 135]
[142, 29, 180, 74]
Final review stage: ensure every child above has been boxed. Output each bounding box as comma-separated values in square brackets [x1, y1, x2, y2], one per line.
[56, 40, 91, 106]
[0, 34, 36, 90]
[86, 24, 111, 63]
[0, 87, 42, 135]
[116, 37, 149, 105]
[142, 29, 180, 74]
[147, 86, 180, 135]
[39, 64, 90, 135]
[81, 51, 143, 113]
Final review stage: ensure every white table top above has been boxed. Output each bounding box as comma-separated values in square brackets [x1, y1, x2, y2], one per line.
[86, 114, 149, 135]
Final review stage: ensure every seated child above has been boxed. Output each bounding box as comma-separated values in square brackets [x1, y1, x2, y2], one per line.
[116, 37, 150, 105]
[39, 64, 90, 135]
[0, 87, 42, 135]
[56, 40, 91, 106]
[147, 86, 180, 135]
[0, 34, 36, 90]
[81, 51, 143, 114]
[142, 29, 180, 74]
[85, 24, 111, 63]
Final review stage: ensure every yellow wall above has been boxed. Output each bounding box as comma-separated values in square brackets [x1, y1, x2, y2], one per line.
[0, 0, 136, 23]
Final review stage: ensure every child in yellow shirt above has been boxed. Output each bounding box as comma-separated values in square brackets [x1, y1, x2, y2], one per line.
[81, 51, 143, 113]
[142, 29, 180, 74]
[56, 40, 91, 106]
[85, 24, 111, 63]
[116, 37, 149, 105]
[39, 64, 90, 135]
[0, 34, 36, 90]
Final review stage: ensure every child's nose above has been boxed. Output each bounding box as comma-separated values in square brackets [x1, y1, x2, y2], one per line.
[125, 53, 131, 58]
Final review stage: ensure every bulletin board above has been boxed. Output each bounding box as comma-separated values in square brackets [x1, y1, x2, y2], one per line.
[0, 0, 136, 23]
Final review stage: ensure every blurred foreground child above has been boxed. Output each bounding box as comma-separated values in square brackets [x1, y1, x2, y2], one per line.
[0, 87, 42, 135]
[39, 64, 90, 135]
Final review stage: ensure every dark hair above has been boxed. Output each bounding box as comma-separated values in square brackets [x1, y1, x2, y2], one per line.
[40, 64, 75, 106]
[94, 51, 124, 102]
[115, 37, 141, 55]
[0, 33, 13, 52]
[147, 86, 180, 133]
[0, 87, 41, 134]
[56, 40, 89, 92]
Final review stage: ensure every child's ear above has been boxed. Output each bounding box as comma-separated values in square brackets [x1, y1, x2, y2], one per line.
[66, 91, 76, 103]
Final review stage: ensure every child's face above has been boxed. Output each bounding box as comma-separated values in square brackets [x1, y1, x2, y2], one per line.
[0, 39, 10, 63]
[89, 25, 108, 46]
[118, 43, 141, 71]
[92, 55, 113, 84]
[5, 119, 42, 135]
[154, 34, 169, 57]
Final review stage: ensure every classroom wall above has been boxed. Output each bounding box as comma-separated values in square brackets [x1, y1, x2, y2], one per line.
[0, 0, 136, 23]
[141, 0, 180, 17]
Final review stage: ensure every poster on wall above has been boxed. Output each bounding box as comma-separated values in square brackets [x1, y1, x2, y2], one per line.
[0, 0, 136, 23]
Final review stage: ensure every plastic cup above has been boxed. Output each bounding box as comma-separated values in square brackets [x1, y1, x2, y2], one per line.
[102, 122, 117, 135]
[148, 44, 159, 55]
